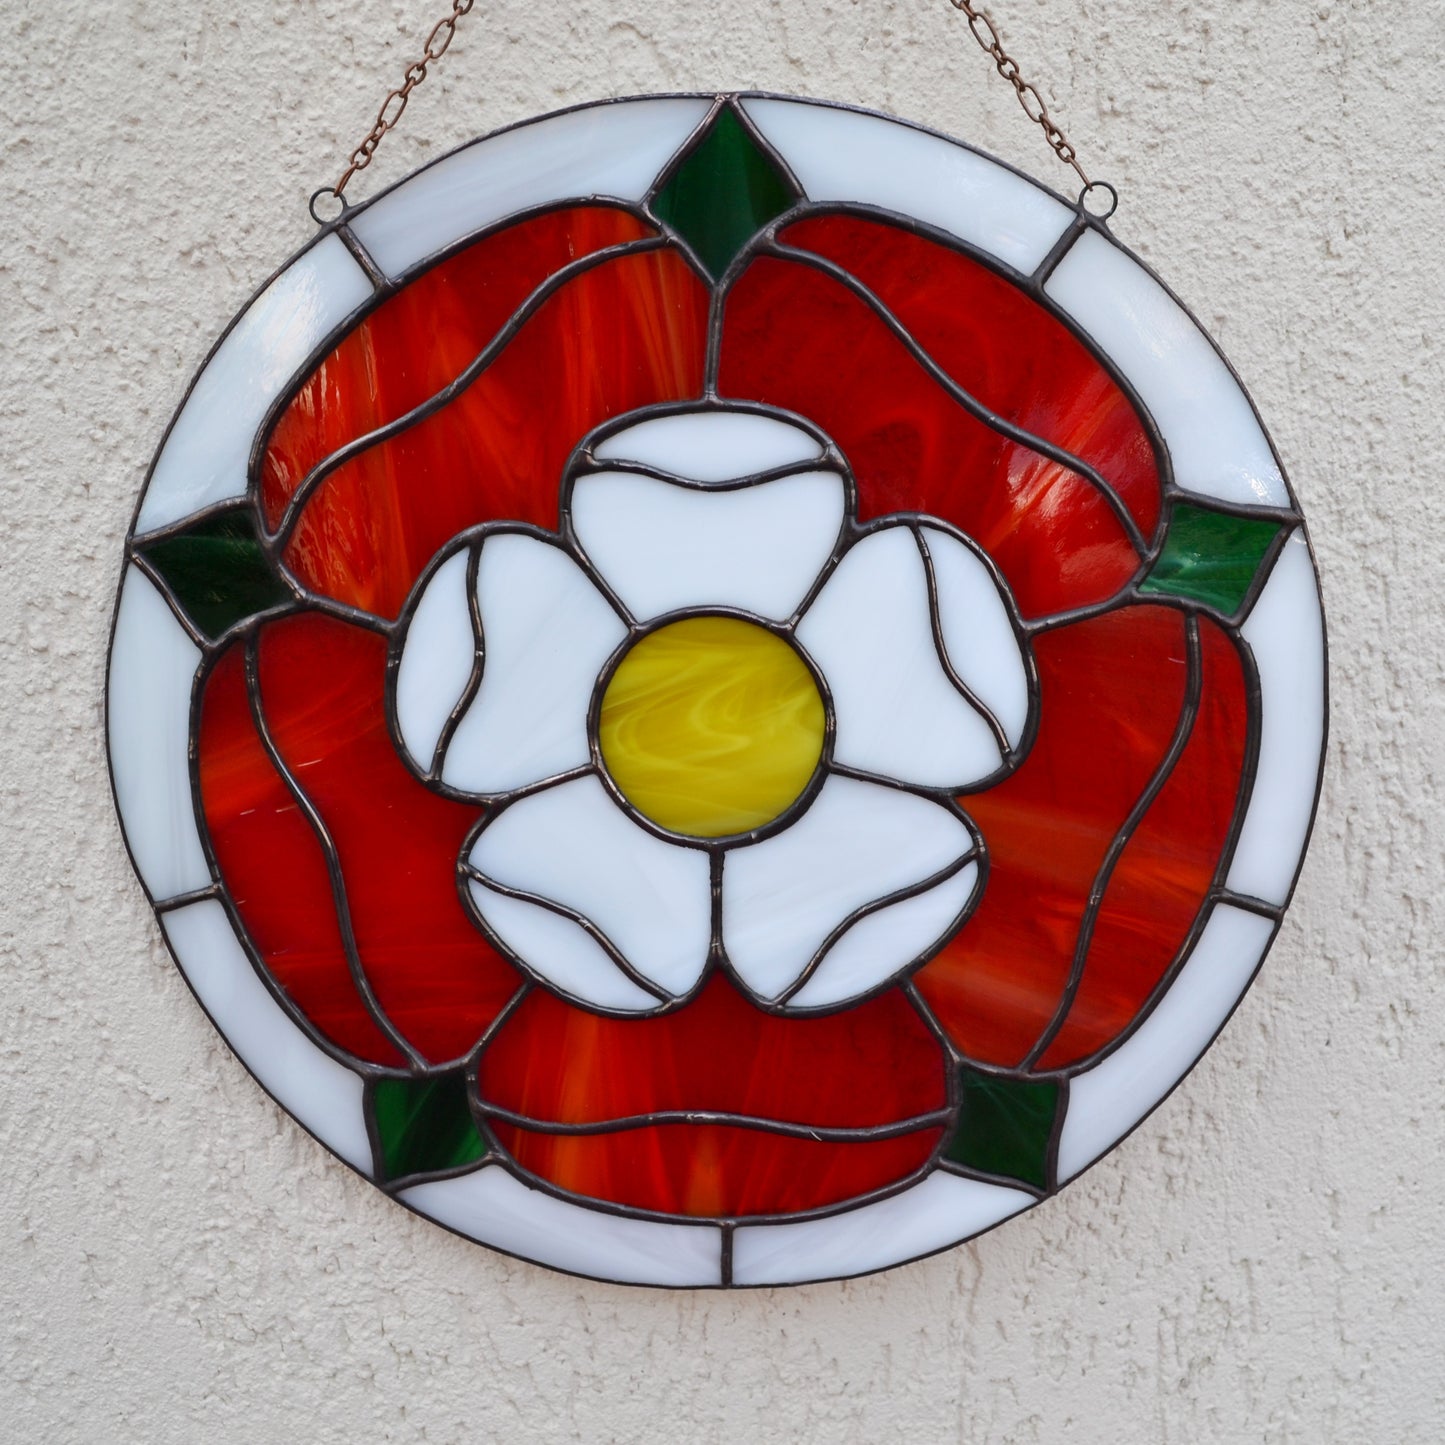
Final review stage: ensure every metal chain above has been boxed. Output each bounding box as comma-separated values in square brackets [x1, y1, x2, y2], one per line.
[328, 0, 475, 201]
[947, 0, 1091, 190]
[318, 1, 1102, 212]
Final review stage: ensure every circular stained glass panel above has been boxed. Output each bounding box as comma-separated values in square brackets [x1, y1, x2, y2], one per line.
[108, 94, 1326, 1287]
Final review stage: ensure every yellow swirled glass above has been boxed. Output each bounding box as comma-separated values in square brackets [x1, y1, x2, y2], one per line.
[598, 616, 826, 839]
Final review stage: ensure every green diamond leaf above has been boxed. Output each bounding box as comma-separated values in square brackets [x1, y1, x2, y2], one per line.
[137, 507, 292, 640]
[1139, 502, 1283, 616]
[370, 1071, 488, 1185]
[652, 105, 799, 281]
[945, 1069, 1062, 1192]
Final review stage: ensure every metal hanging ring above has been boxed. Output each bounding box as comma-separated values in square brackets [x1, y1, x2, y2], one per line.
[309, 187, 350, 226]
[1078, 180, 1120, 222]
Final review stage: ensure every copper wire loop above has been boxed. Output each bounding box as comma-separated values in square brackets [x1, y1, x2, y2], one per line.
[948, 0, 1092, 189]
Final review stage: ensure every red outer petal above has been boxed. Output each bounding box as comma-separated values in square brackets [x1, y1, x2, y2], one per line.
[198, 642, 407, 1067]
[252, 612, 520, 1064]
[718, 253, 1144, 618]
[478, 975, 948, 1218]
[1033, 616, 1250, 1070]
[278, 247, 710, 617]
[261, 206, 657, 530]
[491, 1121, 942, 1220]
[914, 606, 1191, 1067]
[776, 213, 1161, 544]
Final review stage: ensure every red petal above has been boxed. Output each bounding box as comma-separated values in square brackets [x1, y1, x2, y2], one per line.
[261, 206, 657, 531]
[197, 641, 407, 1067]
[252, 612, 521, 1063]
[1033, 616, 1249, 1069]
[490, 1120, 942, 1220]
[718, 253, 1143, 618]
[777, 213, 1160, 544]
[914, 605, 1191, 1067]
[479, 974, 948, 1218]
[480, 973, 945, 1126]
[279, 247, 710, 616]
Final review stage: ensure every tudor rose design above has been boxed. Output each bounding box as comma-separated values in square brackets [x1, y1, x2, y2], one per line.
[108, 95, 1326, 1287]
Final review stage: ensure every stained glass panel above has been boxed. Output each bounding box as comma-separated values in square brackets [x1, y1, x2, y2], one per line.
[109, 93, 1325, 1287]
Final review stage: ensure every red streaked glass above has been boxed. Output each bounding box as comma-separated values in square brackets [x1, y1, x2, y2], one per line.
[776, 213, 1161, 545]
[261, 206, 657, 532]
[914, 605, 1192, 1067]
[492, 1120, 943, 1220]
[276, 247, 710, 618]
[718, 250, 1148, 619]
[1033, 616, 1249, 1069]
[198, 642, 407, 1067]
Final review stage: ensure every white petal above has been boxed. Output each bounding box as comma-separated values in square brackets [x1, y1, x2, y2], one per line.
[393, 546, 476, 776]
[722, 775, 975, 1003]
[442, 534, 627, 795]
[592, 409, 824, 482]
[920, 524, 1032, 750]
[786, 859, 981, 1010]
[796, 525, 1015, 788]
[467, 775, 712, 1005]
[465, 880, 662, 1013]
[571, 470, 845, 621]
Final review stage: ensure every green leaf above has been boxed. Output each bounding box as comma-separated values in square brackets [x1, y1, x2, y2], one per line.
[1138, 502, 1283, 616]
[137, 507, 292, 639]
[652, 104, 799, 281]
[369, 1071, 488, 1185]
[945, 1069, 1062, 1192]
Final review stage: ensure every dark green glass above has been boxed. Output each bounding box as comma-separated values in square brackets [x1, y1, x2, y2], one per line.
[1139, 502, 1282, 615]
[139, 507, 292, 639]
[370, 1071, 488, 1184]
[652, 105, 799, 281]
[945, 1069, 1062, 1191]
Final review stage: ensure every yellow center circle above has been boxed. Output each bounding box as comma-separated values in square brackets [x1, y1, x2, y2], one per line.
[598, 616, 827, 839]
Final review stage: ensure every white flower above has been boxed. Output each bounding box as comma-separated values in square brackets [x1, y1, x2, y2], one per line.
[391, 407, 1034, 1015]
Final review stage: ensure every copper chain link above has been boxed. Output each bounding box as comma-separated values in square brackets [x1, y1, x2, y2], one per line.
[329, 0, 475, 199]
[322, 0, 1095, 206]
[948, 0, 1090, 187]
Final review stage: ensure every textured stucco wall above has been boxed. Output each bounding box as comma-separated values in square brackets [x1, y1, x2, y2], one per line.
[2, 0, 1440, 1439]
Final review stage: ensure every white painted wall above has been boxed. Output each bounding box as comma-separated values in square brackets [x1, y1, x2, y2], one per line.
[1, 0, 1437, 1438]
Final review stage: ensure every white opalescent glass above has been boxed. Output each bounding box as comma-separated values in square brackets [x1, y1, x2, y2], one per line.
[135, 236, 373, 534]
[1056, 903, 1276, 1181]
[443, 535, 627, 794]
[796, 526, 1010, 786]
[592, 409, 825, 481]
[922, 525, 1031, 749]
[786, 861, 980, 1010]
[742, 98, 1074, 275]
[162, 900, 372, 1171]
[394, 547, 476, 775]
[109, 566, 212, 902]
[571, 470, 845, 622]
[732, 1170, 1033, 1285]
[466, 880, 662, 1012]
[401, 1166, 723, 1286]
[1227, 532, 1327, 904]
[723, 776, 975, 1003]
[1045, 230, 1288, 508]
[468, 775, 712, 1003]
[349, 98, 715, 279]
